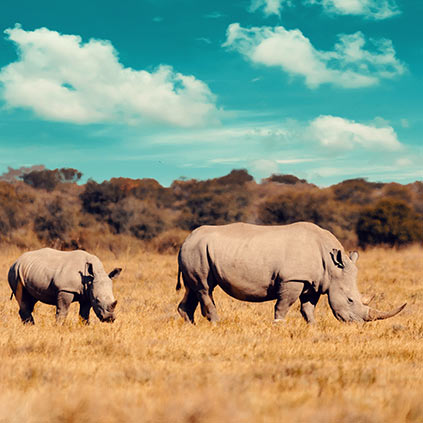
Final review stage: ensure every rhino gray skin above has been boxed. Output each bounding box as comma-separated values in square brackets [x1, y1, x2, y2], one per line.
[8, 248, 121, 324]
[176, 222, 406, 324]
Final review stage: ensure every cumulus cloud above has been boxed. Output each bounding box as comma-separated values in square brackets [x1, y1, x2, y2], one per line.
[223, 23, 405, 88]
[307, 0, 400, 20]
[0, 25, 218, 126]
[249, 0, 291, 17]
[309, 115, 402, 150]
[249, 0, 400, 19]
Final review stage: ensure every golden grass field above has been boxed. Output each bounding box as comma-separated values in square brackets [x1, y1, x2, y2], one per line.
[0, 244, 422, 423]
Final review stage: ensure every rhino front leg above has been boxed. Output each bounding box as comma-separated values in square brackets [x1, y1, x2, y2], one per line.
[79, 301, 91, 324]
[56, 291, 74, 324]
[300, 286, 321, 324]
[274, 281, 304, 322]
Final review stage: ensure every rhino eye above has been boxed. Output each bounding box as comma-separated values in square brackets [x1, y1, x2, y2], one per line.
[347, 298, 354, 304]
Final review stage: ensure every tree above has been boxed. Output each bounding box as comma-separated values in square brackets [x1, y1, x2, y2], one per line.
[357, 199, 423, 247]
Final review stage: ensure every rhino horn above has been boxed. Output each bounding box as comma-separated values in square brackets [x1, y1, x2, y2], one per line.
[365, 303, 407, 321]
[109, 300, 118, 312]
[361, 294, 376, 306]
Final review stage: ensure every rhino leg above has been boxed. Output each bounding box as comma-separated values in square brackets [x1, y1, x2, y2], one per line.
[79, 301, 91, 324]
[299, 286, 321, 324]
[16, 286, 37, 325]
[274, 281, 304, 322]
[178, 287, 199, 324]
[56, 291, 74, 324]
[198, 288, 219, 323]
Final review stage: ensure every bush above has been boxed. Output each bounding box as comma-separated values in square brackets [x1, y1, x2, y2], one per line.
[151, 229, 189, 254]
[34, 197, 76, 244]
[332, 178, 382, 205]
[22, 167, 83, 191]
[80, 180, 127, 217]
[265, 174, 307, 185]
[357, 199, 423, 247]
[258, 190, 331, 226]
[0, 182, 23, 236]
[177, 188, 250, 230]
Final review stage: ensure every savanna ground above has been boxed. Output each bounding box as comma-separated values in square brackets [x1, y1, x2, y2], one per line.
[0, 245, 422, 423]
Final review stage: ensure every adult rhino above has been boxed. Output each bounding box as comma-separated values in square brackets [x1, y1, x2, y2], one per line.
[176, 222, 406, 324]
[8, 248, 121, 324]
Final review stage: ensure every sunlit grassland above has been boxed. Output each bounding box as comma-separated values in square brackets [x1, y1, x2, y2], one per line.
[0, 245, 422, 422]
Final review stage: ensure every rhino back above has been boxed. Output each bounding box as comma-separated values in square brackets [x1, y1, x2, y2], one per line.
[16, 248, 91, 302]
[180, 222, 342, 299]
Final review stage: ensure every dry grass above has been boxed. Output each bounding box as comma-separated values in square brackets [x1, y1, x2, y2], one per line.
[0, 244, 422, 423]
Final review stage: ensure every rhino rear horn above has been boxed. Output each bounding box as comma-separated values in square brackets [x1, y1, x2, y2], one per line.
[109, 300, 118, 312]
[362, 294, 375, 306]
[365, 303, 407, 321]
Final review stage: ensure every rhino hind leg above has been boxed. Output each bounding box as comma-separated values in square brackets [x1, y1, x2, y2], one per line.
[178, 287, 199, 324]
[274, 281, 304, 322]
[197, 288, 219, 323]
[16, 287, 37, 325]
[299, 286, 321, 324]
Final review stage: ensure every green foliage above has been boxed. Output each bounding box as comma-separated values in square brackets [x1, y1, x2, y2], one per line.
[357, 199, 423, 247]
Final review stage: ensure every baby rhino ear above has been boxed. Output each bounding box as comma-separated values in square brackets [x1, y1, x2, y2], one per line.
[109, 268, 122, 280]
[349, 251, 359, 263]
[330, 249, 345, 269]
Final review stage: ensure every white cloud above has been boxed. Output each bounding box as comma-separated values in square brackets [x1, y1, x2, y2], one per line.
[249, 0, 290, 17]
[249, 0, 400, 19]
[251, 159, 279, 177]
[307, 0, 400, 20]
[0, 25, 218, 126]
[309, 115, 402, 150]
[223, 24, 405, 89]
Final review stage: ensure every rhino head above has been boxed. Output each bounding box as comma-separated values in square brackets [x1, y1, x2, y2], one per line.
[327, 249, 406, 323]
[86, 262, 121, 322]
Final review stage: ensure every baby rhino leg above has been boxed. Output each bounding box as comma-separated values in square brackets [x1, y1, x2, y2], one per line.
[274, 281, 304, 322]
[56, 291, 74, 324]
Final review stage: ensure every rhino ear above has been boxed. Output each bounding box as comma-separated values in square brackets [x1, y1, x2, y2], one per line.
[349, 251, 359, 263]
[330, 249, 345, 269]
[87, 262, 95, 277]
[109, 268, 122, 280]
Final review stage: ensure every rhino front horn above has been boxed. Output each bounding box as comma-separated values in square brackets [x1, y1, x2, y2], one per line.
[365, 303, 407, 321]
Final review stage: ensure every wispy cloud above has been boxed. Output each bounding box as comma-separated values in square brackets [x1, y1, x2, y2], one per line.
[0, 25, 219, 127]
[204, 11, 224, 19]
[306, 0, 401, 20]
[223, 23, 405, 89]
[248, 0, 400, 20]
[196, 37, 212, 45]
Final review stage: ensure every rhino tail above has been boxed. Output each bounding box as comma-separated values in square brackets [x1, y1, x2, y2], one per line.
[10, 292, 14, 300]
[176, 267, 182, 291]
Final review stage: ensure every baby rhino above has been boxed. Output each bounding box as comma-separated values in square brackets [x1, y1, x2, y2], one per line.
[8, 248, 121, 324]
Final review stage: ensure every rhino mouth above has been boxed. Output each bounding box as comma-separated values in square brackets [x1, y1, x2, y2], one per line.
[100, 315, 115, 323]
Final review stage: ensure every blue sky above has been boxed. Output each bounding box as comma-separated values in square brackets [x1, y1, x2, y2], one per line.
[0, 0, 421, 185]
